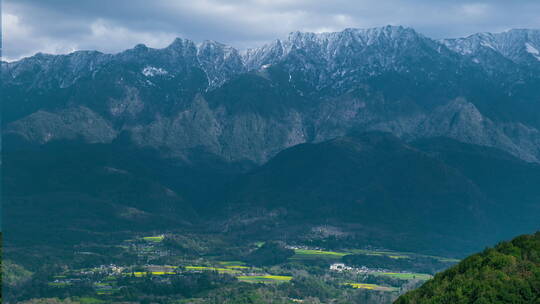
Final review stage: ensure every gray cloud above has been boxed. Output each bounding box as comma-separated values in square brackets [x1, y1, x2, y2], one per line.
[3, 0, 540, 61]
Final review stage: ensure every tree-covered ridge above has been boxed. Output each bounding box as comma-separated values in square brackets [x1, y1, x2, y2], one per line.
[395, 232, 540, 304]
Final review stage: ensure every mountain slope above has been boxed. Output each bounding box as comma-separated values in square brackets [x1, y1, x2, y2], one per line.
[412, 137, 540, 240]
[245, 26, 472, 98]
[2, 137, 249, 245]
[225, 132, 540, 255]
[225, 132, 488, 254]
[442, 29, 540, 68]
[395, 232, 540, 304]
[3, 26, 540, 164]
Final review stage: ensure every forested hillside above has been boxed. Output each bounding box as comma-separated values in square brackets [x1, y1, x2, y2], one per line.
[395, 232, 540, 303]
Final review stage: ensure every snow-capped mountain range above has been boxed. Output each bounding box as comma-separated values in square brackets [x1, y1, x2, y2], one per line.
[3, 26, 540, 163]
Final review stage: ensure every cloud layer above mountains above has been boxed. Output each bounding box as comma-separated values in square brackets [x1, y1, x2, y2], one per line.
[3, 0, 540, 61]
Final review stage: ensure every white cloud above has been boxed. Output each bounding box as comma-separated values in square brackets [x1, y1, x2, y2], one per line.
[86, 19, 177, 52]
[3, 12, 78, 61]
[461, 3, 491, 17]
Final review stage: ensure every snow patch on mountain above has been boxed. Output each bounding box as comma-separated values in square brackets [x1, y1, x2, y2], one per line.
[142, 66, 168, 77]
[525, 42, 540, 61]
[526, 43, 539, 55]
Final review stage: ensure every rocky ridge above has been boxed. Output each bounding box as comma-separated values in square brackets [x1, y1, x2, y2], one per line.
[3, 26, 540, 163]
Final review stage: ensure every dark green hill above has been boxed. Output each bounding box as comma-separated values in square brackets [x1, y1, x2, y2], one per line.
[5, 131, 540, 258]
[412, 137, 540, 241]
[395, 232, 540, 304]
[2, 136, 249, 246]
[227, 132, 540, 255]
[228, 132, 493, 254]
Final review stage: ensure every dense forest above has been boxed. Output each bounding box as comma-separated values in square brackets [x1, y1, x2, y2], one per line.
[395, 232, 540, 303]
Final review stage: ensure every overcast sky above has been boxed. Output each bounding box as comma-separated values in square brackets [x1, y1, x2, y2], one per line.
[3, 0, 540, 61]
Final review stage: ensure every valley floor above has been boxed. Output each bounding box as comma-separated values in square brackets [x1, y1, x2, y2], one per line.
[4, 231, 457, 304]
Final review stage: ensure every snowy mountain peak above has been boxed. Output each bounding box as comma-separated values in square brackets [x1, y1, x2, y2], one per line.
[282, 25, 421, 49]
[197, 40, 245, 89]
[198, 40, 239, 59]
[443, 29, 540, 65]
[243, 25, 430, 71]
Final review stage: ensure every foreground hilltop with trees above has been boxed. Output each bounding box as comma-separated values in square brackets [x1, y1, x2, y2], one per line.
[395, 232, 540, 303]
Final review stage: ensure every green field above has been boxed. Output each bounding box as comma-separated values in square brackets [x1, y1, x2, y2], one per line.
[349, 249, 409, 259]
[131, 271, 176, 277]
[142, 235, 165, 242]
[237, 275, 293, 284]
[344, 283, 398, 292]
[373, 272, 432, 281]
[132, 271, 176, 278]
[185, 266, 241, 274]
[224, 265, 250, 269]
[96, 289, 120, 295]
[352, 249, 460, 263]
[291, 249, 350, 260]
[291, 248, 458, 264]
[431, 256, 460, 263]
[219, 261, 247, 267]
[48, 282, 71, 287]
[73, 297, 106, 304]
[52, 275, 67, 279]
[292, 248, 412, 260]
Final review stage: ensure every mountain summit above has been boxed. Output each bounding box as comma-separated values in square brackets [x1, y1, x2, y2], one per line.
[443, 29, 540, 66]
[3, 26, 540, 164]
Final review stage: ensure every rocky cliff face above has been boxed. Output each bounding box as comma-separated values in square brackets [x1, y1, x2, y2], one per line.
[3, 26, 540, 163]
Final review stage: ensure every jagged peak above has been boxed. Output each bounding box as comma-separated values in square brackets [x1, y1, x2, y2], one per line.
[9, 50, 105, 67]
[443, 28, 540, 63]
[446, 28, 540, 44]
[197, 42, 244, 69]
[9, 26, 539, 65]
[199, 40, 227, 48]
[283, 25, 420, 42]
[133, 43, 148, 50]
[198, 40, 239, 56]
[503, 28, 540, 36]
[274, 25, 425, 54]
[243, 25, 428, 69]
[166, 37, 197, 50]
